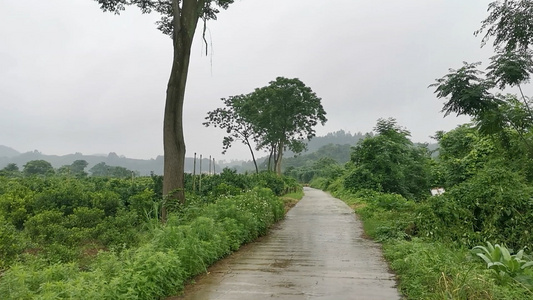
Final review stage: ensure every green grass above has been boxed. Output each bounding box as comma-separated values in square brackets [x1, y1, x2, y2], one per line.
[383, 239, 532, 299]
[283, 190, 304, 200]
[280, 189, 304, 213]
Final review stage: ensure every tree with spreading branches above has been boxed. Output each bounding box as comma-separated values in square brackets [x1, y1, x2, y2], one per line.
[205, 77, 327, 176]
[204, 94, 260, 174]
[431, 0, 533, 151]
[93, 0, 234, 221]
[248, 77, 327, 175]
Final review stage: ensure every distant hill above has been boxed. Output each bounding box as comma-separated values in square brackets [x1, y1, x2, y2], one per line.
[0, 145, 20, 158]
[285, 130, 369, 157]
[0, 150, 219, 176]
[283, 143, 352, 170]
[283, 133, 438, 171]
[0, 130, 437, 175]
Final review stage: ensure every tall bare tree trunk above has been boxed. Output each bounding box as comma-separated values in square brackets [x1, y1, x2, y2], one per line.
[244, 137, 259, 174]
[267, 147, 273, 171]
[162, 0, 204, 222]
[275, 141, 284, 176]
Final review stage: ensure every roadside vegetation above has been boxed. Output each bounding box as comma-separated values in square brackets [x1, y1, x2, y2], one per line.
[309, 117, 533, 299]
[0, 168, 300, 299]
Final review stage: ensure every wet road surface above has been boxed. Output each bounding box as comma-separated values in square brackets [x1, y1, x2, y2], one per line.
[171, 187, 400, 300]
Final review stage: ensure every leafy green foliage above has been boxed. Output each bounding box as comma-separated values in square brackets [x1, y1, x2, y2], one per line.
[384, 240, 531, 300]
[204, 94, 260, 173]
[0, 216, 26, 268]
[208, 77, 327, 174]
[249, 77, 327, 173]
[89, 162, 134, 178]
[23, 160, 55, 176]
[0, 188, 284, 299]
[344, 118, 431, 200]
[473, 242, 533, 284]
[430, 62, 499, 117]
[186, 169, 300, 199]
[452, 166, 532, 247]
[0, 176, 158, 265]
[476, 0, 533, 51]
[286, 155, 345, 184]
[0, 163, 297, 299]
[93, 0, 235, 36]
[0, 163, 20, 177]
[487, 49, 533, 88]
[433, 125, 496, 187]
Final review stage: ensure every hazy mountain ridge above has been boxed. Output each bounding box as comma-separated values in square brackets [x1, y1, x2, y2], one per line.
[283, 143, 353, 169]
[0, 130, 435, 175]
[0, 145, 20, 158]
[284, 129, 369, 157]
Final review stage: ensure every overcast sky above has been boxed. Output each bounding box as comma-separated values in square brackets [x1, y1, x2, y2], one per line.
[2, 0, 527, 161]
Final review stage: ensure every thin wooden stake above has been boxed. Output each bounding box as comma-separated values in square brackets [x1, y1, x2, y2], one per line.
[199, 154, 202, 192]
[192, 152, 197, 192]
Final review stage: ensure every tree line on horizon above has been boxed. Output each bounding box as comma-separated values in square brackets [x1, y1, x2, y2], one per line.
[0, 129, 375, 176]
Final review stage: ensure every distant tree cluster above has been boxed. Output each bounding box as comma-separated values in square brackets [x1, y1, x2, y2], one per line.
[1, 160, 136, 179]
[89, 162, 137, 178]
[297, 130, 369, 154]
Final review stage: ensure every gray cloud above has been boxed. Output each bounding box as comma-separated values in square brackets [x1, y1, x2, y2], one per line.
[3, 0, 522, 161]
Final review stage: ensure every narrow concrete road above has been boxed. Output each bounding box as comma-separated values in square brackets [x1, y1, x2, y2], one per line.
[172, 187, 400, 300]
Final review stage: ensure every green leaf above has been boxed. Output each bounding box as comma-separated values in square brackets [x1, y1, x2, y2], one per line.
[500, 245, 512, 262]
[476, 253, 494, 266]
[486, 241, 495, 253]
[521, 261, 533, 269]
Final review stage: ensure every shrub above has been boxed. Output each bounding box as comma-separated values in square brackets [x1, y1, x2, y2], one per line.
[309, 176, 330, 190]
[0, 186, 34, 229]
[424, 164, 533, 249]
[128, 188, 157, 218]
[0, 216, 26, 268]
[253, 172, 286, 196]
[0, 187, 286, 299]
[90, 190, 121, 217]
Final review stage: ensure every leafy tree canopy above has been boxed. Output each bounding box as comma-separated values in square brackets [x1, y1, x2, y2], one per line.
[246, 77, 327, 174]
[206, 77, 327, 175]
[345, 118, 431, 199]
[204, 94, 260, 173]
[2, 163, 19, 173]
[432, 0, 533, 154]
[430, 62, 499, 117]
[89, 162, 134, 178]
[23, 160, 54, 176]
[70, 160, 89, 177]
[487, 49, 533, 89]
[94, 0, 234, 36]
[476, 0, 533, 51]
